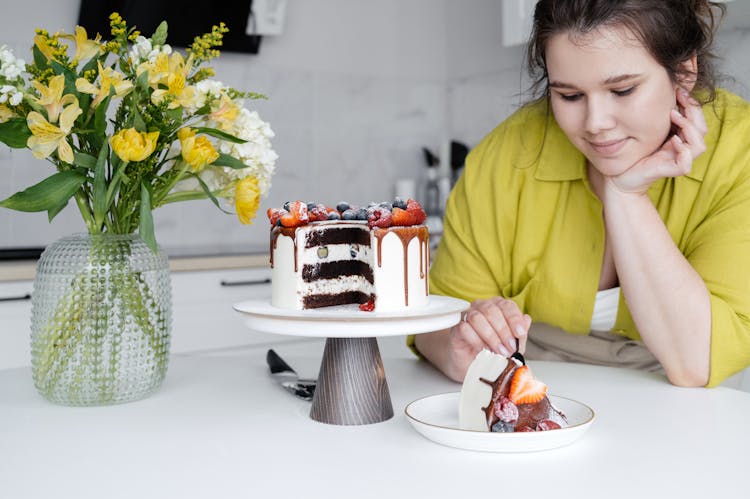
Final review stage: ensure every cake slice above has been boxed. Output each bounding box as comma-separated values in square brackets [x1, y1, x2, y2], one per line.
[459, 350, 567, 432]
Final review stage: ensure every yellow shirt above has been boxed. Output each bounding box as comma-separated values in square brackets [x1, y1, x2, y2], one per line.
[418, 89, 750, 387]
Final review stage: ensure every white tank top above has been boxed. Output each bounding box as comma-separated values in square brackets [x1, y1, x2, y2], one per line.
[590, 287, 620, 331]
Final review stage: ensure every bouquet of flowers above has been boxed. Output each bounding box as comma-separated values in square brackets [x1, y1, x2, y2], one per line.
[0, 14, 277, 405]
[0, 13, 277, 249]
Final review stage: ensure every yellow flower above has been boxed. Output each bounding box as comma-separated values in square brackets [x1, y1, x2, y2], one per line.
[136, 52, 170, 87]
[26, 99, 82, 163]
[30, 75, 77, 123]
[149, 52, 200, 109]
[177, 128, 219, 171]
[75, 61, 133, 107]
[209, 94, 239, 131]
[110, 128, 159, 162]
[234, 176, 260, 224]
[60, 26, 101, 63]
[0, 105, 16, 123]
[33, 33, 59, 61]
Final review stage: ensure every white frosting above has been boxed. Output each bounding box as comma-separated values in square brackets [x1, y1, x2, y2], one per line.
[270, 221, 429, 311]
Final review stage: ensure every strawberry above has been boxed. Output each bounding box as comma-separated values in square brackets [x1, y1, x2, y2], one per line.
[405, 198, 427, 224]
[507, 365, 547, 405]
[391, 207, 417, 226]
[267, 208, 284, 226]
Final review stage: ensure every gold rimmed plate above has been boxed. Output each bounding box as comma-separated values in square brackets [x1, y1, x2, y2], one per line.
[404, 392, 595, 453]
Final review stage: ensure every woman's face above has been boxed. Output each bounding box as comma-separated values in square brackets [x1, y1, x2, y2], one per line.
[546, 25, 679, 176]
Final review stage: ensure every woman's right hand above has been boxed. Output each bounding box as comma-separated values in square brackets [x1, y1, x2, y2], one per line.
[444, 297, 531, 380]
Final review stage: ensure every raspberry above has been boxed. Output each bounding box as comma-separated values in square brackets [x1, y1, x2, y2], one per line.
[405, 199, 427, 224]
[308, 203, 329, 221]
[359, 298, 375, 312]
[536, 419, 561, 431]
[493, 396, 519, 423]
[368, 208, 393, 228]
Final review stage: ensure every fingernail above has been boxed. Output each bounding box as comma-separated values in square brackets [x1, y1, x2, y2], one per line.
[515, 325, 527, 337]
[498, 345, 510, 357]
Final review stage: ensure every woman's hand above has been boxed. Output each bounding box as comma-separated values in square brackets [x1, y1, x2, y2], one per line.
[607, 88, 708, 195]
[440, 297, 531, 380]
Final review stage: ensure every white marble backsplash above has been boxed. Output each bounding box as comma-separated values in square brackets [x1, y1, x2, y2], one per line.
[1, 0, 748, 256]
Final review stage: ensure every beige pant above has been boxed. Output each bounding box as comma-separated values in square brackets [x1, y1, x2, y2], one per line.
[524, 323, 665, 374]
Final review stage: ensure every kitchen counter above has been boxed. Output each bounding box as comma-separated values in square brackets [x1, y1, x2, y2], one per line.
[1, 336, 749, 499]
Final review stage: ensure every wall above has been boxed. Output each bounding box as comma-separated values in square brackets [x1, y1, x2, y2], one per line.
[1, 1, 749, 256]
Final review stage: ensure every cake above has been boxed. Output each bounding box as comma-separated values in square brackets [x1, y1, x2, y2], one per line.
[459, 350, 567, 432]
[267, 198, 429, 312]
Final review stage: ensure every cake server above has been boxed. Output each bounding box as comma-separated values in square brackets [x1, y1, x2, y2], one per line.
[511, 338, 526, 365]
[266, 349, 316, 401]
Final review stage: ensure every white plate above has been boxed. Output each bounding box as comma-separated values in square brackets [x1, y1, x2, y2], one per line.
[233, 295, 470, 337]
[405, 392, 595, 453]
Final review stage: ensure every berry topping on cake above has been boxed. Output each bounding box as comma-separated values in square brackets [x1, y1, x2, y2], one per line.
[368, 207, 393, 228]
[267, 199, 427, 228]
[406, 199, 427, 224]
[508, 365, 548, 405]
[359, 298, 375, 312]
[391, 207, 417, 226]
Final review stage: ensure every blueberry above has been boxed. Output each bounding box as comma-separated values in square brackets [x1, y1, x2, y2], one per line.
[392, 197, 407, 209]
[327, 211, 341, 220]
[275, 219, 282, 227]
[283, 201, 291, 211]
[307, 202, 317, 211]
[491, 421, 515, 433]
[342, 209, 357, 220]
[355, 207, 368, 220]
[379, 201, 393, 211]
[350, 245, 358, 258]
[367, 201, 378, 208]
[336, 201, 350, 212]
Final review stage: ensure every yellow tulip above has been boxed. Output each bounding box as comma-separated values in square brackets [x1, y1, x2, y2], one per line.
[30, 75, 77, 123]
[26, 98, 82, 164]
[110, 128, 160, 162]
[234, 176, 260, 224]
[178, 128, 219, 171]
[75, 61, 133, 107]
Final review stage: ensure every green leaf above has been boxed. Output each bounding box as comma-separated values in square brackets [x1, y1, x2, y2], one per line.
[50, 61, 80, 95]
[0, 118, 31, 148]
[135, 70, 150, 92]
[92, 144, 109, 228]
[132, 107, 147, 132]
[47, 199, 69, 222]
[191, 173, 231, 214]
[151, 21, 168, 47]
[73, 152, 98, 169]
[0, 170, 86, 213]
[139, 181, 158, 253]
[32, 45, 49, 71]
[193, 127, 247, 144]
[212, 153, 247, 170]
[94, 93, 112, 138]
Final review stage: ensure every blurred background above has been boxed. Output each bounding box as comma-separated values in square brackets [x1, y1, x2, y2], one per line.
[1, 0, 748, 259]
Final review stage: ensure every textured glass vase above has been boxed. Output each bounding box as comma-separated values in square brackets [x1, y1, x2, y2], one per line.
[31, 233, 172, 405]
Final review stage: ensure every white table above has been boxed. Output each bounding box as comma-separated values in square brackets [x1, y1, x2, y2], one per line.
[1, 336, 748, 499]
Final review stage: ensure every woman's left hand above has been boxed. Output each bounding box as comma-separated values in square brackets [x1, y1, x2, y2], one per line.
[608, 88, 708, 195]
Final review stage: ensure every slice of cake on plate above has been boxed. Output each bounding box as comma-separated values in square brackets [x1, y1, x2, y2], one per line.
[459, 349, 567, 432]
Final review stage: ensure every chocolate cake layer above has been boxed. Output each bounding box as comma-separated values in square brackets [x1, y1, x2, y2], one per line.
[305, 227, 370, 248]
[303, 291, 372, 309]
[302, 261, 374, 284]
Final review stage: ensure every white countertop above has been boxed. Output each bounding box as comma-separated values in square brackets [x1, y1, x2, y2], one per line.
[1, 335, 749, 499]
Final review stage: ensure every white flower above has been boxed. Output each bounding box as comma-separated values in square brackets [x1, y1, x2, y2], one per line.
[0, 45, 26, 81]
[128, 36, 172, 64]
[0, 84, 22, 106]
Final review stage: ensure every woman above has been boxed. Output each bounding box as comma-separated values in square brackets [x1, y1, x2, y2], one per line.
[411, 0, 750, 387]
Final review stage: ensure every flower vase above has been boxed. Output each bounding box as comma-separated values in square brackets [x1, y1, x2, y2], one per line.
[30, 233, 172, 405]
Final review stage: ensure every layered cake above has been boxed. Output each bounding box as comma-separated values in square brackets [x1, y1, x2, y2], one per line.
[268, 199, 429, 312]
[459, 350, 567, 432]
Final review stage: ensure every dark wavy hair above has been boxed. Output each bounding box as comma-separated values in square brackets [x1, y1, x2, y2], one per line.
[526, 0, 726, 103]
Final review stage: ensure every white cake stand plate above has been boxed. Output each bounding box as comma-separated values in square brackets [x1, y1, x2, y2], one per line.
[233, 295, 469, 426]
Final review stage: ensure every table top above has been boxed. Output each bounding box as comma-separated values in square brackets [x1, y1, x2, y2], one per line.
[1, 336, 749, 499]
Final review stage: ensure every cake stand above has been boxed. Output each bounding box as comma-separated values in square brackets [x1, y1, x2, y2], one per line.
[233, 295, 469, 426]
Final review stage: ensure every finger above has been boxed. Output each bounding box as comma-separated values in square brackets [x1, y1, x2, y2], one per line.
[518, 314, 532, 354]
[465, 308, 513, 356]
[495, 298, 528, 353]
[670, 109, 706, 159]
[677, 88, 708, 135]
[671, 135, 694, 175]
[451, 319, 486, 353]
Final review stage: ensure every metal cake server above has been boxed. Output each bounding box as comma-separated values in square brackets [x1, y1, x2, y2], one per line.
[266, 349, 316, 401]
